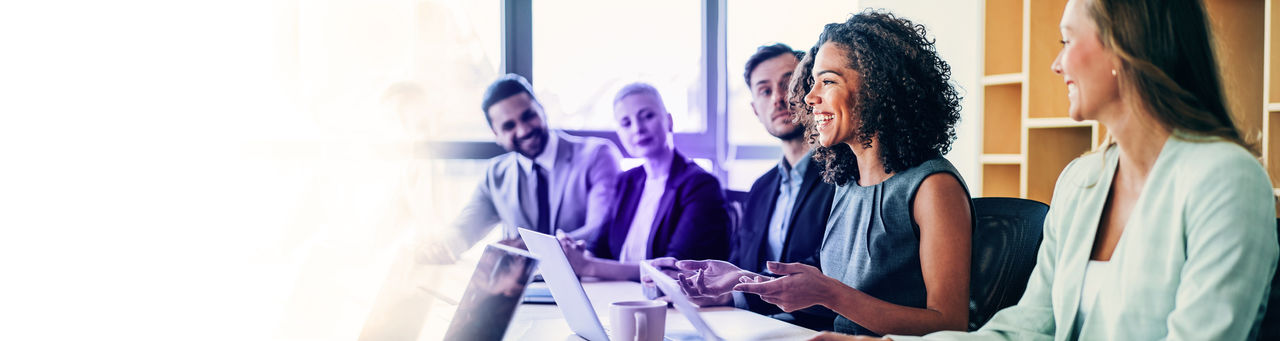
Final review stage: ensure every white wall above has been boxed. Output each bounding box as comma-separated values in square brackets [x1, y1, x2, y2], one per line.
[859, 0, 984, 195]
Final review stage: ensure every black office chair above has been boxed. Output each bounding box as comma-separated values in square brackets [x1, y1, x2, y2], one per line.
[968, 197, 1050, 331]
[1255, 218, 1280, 340]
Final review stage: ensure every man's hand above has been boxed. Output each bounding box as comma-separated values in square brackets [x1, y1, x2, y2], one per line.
[732, 261, 842, 313]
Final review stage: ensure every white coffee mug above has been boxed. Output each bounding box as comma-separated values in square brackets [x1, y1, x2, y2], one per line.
[609, 300, 666, 341]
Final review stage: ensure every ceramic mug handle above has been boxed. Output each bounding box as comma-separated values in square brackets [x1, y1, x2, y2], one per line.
[634, 311, 647, 341]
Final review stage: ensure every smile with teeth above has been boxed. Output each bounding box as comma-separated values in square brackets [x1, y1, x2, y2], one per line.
[815, 112, 835, 129]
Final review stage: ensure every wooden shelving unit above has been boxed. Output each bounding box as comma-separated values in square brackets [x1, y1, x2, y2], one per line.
[978, 0, 1098, 204]
[979, 0, 1269, 208]
[978, 0, 1026, 200]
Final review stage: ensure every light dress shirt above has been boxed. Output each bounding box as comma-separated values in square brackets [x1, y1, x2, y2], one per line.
[514, 131, 559, 231]
[765, 154, 810, 262]
[619, 172, 668, 263]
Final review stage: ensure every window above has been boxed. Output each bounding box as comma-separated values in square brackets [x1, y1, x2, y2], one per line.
[532, 0, 705, 133]
[724, 158, 779, 191]
[372, 0, 502, 141]
[725, 1, 859, 146]
[434, 0, 867, 190]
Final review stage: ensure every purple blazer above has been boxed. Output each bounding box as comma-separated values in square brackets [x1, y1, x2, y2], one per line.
[591, 150, 731, 261]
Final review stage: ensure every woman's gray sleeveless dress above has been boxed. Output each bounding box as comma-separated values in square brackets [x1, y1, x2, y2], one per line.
[819, 157, 973, 336]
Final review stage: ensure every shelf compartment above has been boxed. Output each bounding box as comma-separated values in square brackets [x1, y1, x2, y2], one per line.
[1026, 126, 1093, 205]
[983, 83, 1023, 154]
[982, 164, 1021, 198]
[984, 0, 1023, 76]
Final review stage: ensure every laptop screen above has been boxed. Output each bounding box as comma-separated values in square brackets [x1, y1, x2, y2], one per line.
[443, 244, 539, 341]
[517, 228, 611, 341]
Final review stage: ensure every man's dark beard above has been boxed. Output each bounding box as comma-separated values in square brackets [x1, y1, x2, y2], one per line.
[513, 128, 549, 158]
[776, 123, 806, 142]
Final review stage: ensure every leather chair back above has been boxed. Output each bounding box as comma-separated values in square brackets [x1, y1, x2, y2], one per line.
[968, 197, 1049, 331]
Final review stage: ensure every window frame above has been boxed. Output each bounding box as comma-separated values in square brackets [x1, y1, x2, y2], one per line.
[427, 0, 782, 182]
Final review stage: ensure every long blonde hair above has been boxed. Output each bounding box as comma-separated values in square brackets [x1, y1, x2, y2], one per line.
[1088, 0, 1255, 154]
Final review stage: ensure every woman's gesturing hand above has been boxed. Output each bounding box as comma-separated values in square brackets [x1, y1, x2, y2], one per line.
[733, 261, 845, 313]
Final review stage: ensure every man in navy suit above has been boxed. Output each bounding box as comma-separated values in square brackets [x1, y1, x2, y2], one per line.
[423, 74, 621, 262]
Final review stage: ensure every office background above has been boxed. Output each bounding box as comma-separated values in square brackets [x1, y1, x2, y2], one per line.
[24, 0, 1280, 339]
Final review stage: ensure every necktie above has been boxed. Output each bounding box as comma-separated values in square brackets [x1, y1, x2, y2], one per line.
[533, 163, 551, 234]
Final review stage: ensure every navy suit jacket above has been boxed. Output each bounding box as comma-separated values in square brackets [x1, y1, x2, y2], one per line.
[592, 150, 731, 261]
[732, 157, 835, 272]
[731, 156, 836, 329]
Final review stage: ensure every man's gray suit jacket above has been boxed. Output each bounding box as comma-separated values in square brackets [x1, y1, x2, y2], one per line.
[444, 132, 621, 253]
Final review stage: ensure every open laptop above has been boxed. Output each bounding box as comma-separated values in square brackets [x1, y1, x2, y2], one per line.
[517, 228, 613, 341]
[640, 261, 725, 341]
[520, 228, 728, 341]
[442, 243, 540, 340]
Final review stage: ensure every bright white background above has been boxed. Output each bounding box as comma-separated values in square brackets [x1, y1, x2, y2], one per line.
[862, 0, 983, 191]
[0, 0, 980, 339]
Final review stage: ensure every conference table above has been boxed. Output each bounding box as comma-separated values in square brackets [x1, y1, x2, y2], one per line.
[359, 244, 817, 340]
[498, 281, 818, 340]
[410, 274, 817, 340]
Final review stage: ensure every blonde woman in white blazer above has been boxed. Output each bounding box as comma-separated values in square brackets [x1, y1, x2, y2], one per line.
[811, 0, 1279, 340]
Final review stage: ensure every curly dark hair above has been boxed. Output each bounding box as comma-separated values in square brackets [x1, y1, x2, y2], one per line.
[788, 10, 962, 186]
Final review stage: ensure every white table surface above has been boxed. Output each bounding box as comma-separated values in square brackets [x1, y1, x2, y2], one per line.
[363, 247, 816, 341]
[502, 281, 816, 340]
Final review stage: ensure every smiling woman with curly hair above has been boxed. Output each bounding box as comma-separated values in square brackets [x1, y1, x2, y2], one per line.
[708, 10, 975, 337]
[791, 11, 962, 186]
